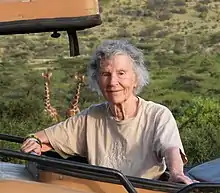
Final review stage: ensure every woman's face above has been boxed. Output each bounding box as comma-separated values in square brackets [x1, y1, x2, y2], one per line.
[97, 54, 137, 104]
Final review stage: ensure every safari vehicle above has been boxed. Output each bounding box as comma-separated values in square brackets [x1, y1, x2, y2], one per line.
[1, 1, 220, 193]
[1, 133, 220, 193]
[0, 0, 102, 57]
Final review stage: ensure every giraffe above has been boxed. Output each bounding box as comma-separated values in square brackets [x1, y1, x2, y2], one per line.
[42, 69, 60, 122]
[66, 74, 85, 118]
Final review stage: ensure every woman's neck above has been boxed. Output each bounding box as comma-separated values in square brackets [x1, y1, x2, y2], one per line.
[108, 96, 139, 121]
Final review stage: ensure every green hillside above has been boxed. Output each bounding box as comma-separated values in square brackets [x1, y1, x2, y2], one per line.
[1, 0, 220, 165]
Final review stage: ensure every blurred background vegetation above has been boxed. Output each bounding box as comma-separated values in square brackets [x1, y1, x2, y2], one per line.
[1, 0, 220, 167]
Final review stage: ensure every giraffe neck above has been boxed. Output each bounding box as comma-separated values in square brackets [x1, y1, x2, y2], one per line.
[42, 72, 59, 122]
[70, 82, 81, 107]
[44, 80, 52, 111]
[66, 74, 84, 118]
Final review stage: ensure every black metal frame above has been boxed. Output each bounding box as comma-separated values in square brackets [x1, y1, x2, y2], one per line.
[176, 182, 220, 193]
[7, 133, 220, 193]
[0, 133, 24, 143]
[0, 133, 185, 192]
[0, 148, 137, 193]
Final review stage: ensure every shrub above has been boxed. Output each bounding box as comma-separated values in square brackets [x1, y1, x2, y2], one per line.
[176, 96, 220, 165]
[147, 0, 169, 10]
[172, 75, 201, 92]
[200, 0, 211, 4]
[157, 11, 172, 21]
[170, 8, 187, 14]
[155, 30, 170, 38]
[194, 4, 209, 13]
[138, 24, 162, 37]
[173, 0, 186, 6]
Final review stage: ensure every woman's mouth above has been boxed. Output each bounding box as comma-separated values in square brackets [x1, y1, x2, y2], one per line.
[107, 90, 122, 93]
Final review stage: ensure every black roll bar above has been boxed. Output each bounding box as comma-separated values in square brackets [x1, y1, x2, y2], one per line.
[0, 148, 137, 193]
[0, 133, 24, 144]
[67, 30, 80, 57]
[177, 182, 220, 193]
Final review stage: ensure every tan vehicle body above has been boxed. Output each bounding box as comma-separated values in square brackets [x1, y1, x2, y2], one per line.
[0, 159, 179, 193]
[0, 176, 164, 193]
[0, 0, 99, 22]
[0, 0, 102, 56]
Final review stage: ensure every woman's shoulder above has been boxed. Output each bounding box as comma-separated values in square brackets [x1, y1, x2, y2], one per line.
[79, 102, 107, 117]
[138, 97, 172, 115]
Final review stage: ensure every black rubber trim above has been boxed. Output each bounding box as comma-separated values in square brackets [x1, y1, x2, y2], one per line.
[0, 14, 102, 35]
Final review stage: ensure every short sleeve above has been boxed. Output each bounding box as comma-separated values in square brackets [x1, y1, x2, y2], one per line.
[153, 106, 187, 164]
[44, 109, 88, 159]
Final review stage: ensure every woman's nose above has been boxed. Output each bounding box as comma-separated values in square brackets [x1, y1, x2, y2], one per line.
[109, 74, 119, 85]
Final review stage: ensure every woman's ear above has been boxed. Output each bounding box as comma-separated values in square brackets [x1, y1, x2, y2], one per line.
[134, 75, 138, 88]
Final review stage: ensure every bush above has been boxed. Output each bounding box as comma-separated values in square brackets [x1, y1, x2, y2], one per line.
[147, 0, 170, 10]
[207, 32, 220, 45]
[172, 75, 202, 92]
[157, 11, 172, 21]
[176, 96, 220, 165]
[173, 0, 186, 6]
[138, 24, 162, 37]
[155, 30, 170, 38]
[170, 8, 187, 14]
[194, 4, 209, 13]
[200, 0, 211, 4]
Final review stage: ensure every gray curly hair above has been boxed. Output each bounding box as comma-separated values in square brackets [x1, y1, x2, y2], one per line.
[87, 39, 150, 95]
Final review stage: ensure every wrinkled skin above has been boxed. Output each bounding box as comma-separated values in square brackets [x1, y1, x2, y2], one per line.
[97, 54, 139, 120]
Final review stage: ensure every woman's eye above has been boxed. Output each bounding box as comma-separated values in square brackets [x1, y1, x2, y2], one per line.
[118, 71, 125, 76]
[101, 72, 109, 76]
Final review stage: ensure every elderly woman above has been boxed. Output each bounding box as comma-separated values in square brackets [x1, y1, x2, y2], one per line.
[21, 39, 193, 184]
